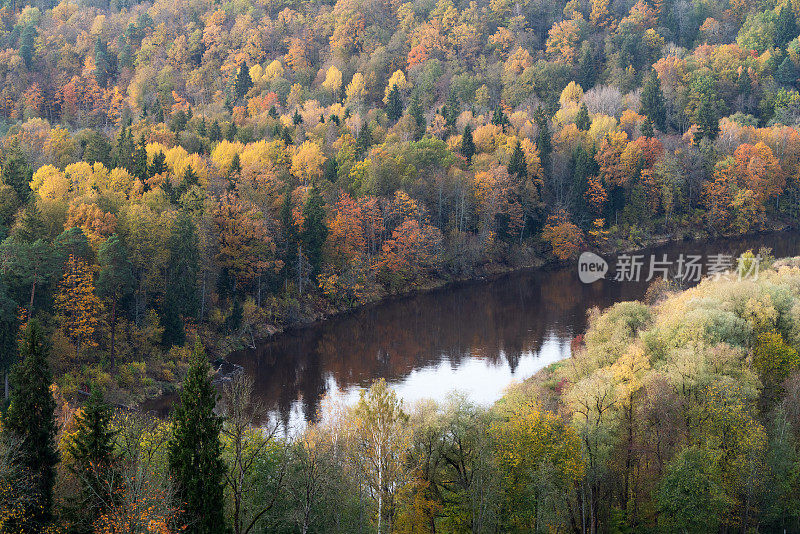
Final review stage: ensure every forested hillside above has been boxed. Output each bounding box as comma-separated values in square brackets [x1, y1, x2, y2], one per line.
[6, 254, 800, 533]
[2, 0, 800, 397]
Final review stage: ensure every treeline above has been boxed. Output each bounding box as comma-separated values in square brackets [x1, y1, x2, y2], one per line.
[5, 254, 800, 533]
[3, 0, 800, 414]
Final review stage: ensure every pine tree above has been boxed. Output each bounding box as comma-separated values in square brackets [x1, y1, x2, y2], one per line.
[68, 384, 117, 522]
[387, 84, 403, 122]
[640, 72, 667, 131]
[209, 120, 222, 142]
[409, 93, 426, 140]
[0, 280, 17, 399]
[153, 99, 164, 123]
[292, 109, 303, 125]
[149, 150, 167, 177]
[641, 117, 655, 138]
[4, 320, 59, 528]
[168, 339, 226, 534]
[97, 234, 134, 368]
[20, 24, 36, 69]
[233, 63, 253, 101]
[535, 110, 552, 178]
[508, 140, 527, 179]
[492, 107, 510, 131]
[301, 186, 328, 278]
[132, 136, 148, 180]
[461, 124, 475, 163]
[162, 213, 199, 347]
[226, 121, 238, 142]
[576, 102, 591, 131]
[1, 152, 33, 203]
[695, 95, 719, 143]
[776, 3, 797, 48]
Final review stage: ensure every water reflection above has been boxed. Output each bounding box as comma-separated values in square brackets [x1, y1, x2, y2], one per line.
[228, 232, 800, 433]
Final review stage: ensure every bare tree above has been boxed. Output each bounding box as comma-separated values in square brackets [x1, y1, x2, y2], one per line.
[220, 374, 285, 534]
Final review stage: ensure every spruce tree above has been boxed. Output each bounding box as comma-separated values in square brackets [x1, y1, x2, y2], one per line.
[641, 117, 655, 138]
[535, 109, 552, 178]
[508, 139, 527, 179]
[69, 384, 117, 522]
[97, 234, 134, 367]
[301, 186, 328, 278]
[209, 120, 222, 142]
[640, 72, 667, 131]
[168, 340, 225, 534]
[461, 124, 475, 163]
[409, 93, 426, 140]
[233, 63, 253, 101]
[132, 136, 148, 180]
[4, 320, 59, 528]
[226, 122, 238, 142]
[576, 102, 591, 131]
[162, 213, 199, 347]
[387, 84, 403, 122]
[0, 152, 32, 203]
[149, 150, 167, 177]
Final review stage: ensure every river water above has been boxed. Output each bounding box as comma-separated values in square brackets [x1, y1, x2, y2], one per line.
[220, 232, 800, 433]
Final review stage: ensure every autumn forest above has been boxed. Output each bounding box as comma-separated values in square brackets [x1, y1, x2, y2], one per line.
[3, 0, 800, 529]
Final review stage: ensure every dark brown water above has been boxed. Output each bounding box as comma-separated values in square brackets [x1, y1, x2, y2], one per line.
[139, 232, 792, 432]
[223, 231, 800, 432]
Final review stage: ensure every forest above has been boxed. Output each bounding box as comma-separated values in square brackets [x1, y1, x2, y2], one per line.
[2, 0, 800, 401]
[2, 0, 800, 528]
[5, 253, 800, 533]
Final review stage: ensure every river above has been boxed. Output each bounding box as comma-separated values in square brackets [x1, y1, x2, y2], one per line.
[218, 232, 800, 433]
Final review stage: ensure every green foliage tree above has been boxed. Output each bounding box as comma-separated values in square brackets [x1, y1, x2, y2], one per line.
[68, 384, 118, 524]
[234, 63, 253, 101]
[656, 447, 730, 534]
[168, 340, 226, 533]
[162, 213, 199, 347]
[4, 320, 59, 529]
[301, 186, 328, 279]
[386, 84, 403, 122]
[97, 234, 134, 366]
[576, 102, 591, 131]
[461, 124, 475, 164]
[641, 72, 667, 131]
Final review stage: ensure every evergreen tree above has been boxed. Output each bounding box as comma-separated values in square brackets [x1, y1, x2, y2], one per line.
[4, 320, 59, 528]
[226, 121, 238, 142]
[233, 63, 253, 101]
[641, 117, 655, 138]
[0, 152, 32, 204]
[149, 150, 167, 178]
[387, 84, 403, 122]
[68, 384, 117, 523]
[776, 3, 797, 48]
[112, 127, 135, 172]
[301, 186, 328, 278]
[576, 103, 591, 131]
[152, 99, 164, 123]
[0, 280, 17, 399]
[280, 187, 299, 286]
[535, 110, 552, 178]
[695, 95, 720, 142]
[776, 57, 798, 87]
[492, 107, 510, 131]
[132, 136, 148, 180]
[409, 93, 426, 140]
[444, 92, 459, 132]
[83, 132, 111, 167]
[577, 43, 597, 89]
[19, 24, 36, 69]
[162, 213, 199, 347]
[356, 125, 372, 155]
[461, 124, 475, 163]
[640, 72, 667, 131]
[168, 340, 226, 534]
[97, 234, 134, 367]
[198, 117, 207, 137]
[209, 120, 222, 142]
[293, 109, 303, 125]
[11, 201, 47, 244]
[508, 140, 527, 179]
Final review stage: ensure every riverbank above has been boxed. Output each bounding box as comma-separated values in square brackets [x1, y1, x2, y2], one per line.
[209, 221, 792, 360]
[137, 228, 800, 421]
